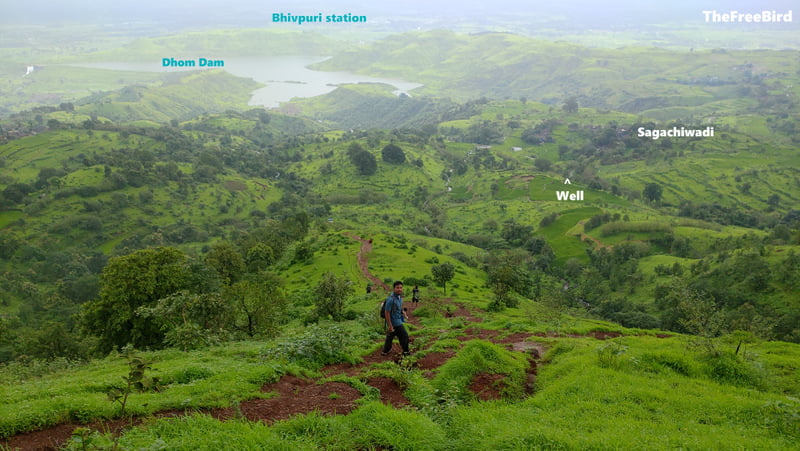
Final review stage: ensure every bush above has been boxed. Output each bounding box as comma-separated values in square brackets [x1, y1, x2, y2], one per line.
[596, 342, 628, 370]
[381, 144, 406, 164]
[702, 353, 765, 389]
[612, 311, 660, 329]
[263, 322, 370, 369]
[314, 273, 353, 321]
[637, 352, 696, 376]
[402, 276, 429, 287]
[171, 366, 214, 384]
[449, 252, 478, 268]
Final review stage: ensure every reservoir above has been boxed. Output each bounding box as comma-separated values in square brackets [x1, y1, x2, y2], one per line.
[70, 57, 422, 108]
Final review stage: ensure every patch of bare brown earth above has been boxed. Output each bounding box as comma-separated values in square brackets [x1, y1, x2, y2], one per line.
[229, 375, 362, 424]
[366, 377, 409, 408]
[416, 351, 456, 373]
[469, 373, 507, 401]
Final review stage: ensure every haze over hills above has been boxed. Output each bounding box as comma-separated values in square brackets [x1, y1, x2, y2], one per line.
[0, 2, 799, 448]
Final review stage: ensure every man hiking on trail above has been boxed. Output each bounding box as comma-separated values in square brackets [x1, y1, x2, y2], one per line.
[382, 281, 410, 356]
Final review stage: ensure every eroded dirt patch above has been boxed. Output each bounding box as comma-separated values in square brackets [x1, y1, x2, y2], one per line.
[456, 327, 499, 341]
[469, 373, 506, 401]
[366, 377, 409, 408]
[351, 234, 389, 292]
[235, 376, 361, 424]
[448, 303, 483, 322]
[2, 423, 83, 451]
[416, 351, 456, 372]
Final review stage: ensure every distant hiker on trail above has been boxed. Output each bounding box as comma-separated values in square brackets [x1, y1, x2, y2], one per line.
[412, 285, 420, 304]
[366, 283, 372, 294]
[382, 281, 410, 356]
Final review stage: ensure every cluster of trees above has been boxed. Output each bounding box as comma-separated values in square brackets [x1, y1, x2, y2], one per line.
[441, 120, 505, 145]
[79, 233, 369, 354]
[654, 256, 799, 344]
[0, 113, 339, 361]
[521, 119, 559, 145]
[564, 241, 800, 342]
[346, 142, 409, 175]
[4, 206, 324, 358]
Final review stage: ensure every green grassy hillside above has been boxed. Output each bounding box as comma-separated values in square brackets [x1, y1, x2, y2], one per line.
[313, 31, 800, 121]
[74, 70, 263, 122]
[0, 26, 799, 450]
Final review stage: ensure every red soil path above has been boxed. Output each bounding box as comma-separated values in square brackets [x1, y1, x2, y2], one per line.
[2, 234, 641, 450]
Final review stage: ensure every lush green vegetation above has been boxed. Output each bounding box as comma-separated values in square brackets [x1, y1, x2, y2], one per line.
[313, 30, 800, 122]
[0, 26, 798, 450]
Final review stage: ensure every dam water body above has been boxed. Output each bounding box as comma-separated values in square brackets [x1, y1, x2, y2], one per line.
[70, 57, 422, 108]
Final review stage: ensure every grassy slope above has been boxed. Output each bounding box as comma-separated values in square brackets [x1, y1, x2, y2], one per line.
[3, 97, 796, 310]
[1, 236, 798, 448]
[312, 30, 800, 118]
[0, 29, 346, 116]
[74, 70, 264, 122]
[0, 127, 281, 254]
[0, 65, 164, 116]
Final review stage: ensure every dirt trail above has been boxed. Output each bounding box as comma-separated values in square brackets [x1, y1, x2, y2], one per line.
[352, 234, 390, 292]
[2, 235, 548, 450]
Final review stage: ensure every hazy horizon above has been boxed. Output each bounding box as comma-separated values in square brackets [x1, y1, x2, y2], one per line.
[3, 0, 797, 32]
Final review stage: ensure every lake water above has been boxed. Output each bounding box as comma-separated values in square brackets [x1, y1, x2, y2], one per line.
[70, 57, 423, 108]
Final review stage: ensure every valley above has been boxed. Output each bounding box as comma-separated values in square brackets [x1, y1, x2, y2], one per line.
[0, 16, 798, 449]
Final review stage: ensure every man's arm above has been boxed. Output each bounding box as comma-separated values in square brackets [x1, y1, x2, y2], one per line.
[384, 306, 393, 332]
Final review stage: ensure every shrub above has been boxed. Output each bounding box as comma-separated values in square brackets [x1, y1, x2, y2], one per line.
[314, 273, 353, 321]
[402, 276, 429, 287]
[596, 342, 628, 370]
[263, 322, 370, 369]
[172, 366, 214, 384]
[637, 352, 697, 376]
[702, 353, 765, 389]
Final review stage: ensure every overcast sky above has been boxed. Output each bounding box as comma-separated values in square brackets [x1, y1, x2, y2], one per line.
[3, 0, 797, 28]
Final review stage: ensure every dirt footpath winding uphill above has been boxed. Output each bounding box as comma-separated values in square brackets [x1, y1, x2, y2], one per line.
[351, 234, 389, 292]
[2, 235, 556, 450]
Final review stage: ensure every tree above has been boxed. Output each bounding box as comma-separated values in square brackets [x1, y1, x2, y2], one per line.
[205, 242, 245, 285]
[80, 247, 196, 353]
[245, 243, 276, 272]
[431, 262, 455, 295]
[534, 158, 552, 172]
[348, 146, 377, 176]
[381, 143, 406, 164]
[227, 272, 286, 338]
[643, 183, 663, 203]
[466, 121, 504, 145]
[137, 291, 232, 350]
[484, 249, 535, 298]
[487, 266, 515, 312]
[314, 272, 353, 320]
[563, 96, 579, 113]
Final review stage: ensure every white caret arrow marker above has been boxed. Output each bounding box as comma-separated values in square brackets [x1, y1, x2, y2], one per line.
[564, 178, 571, 184]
